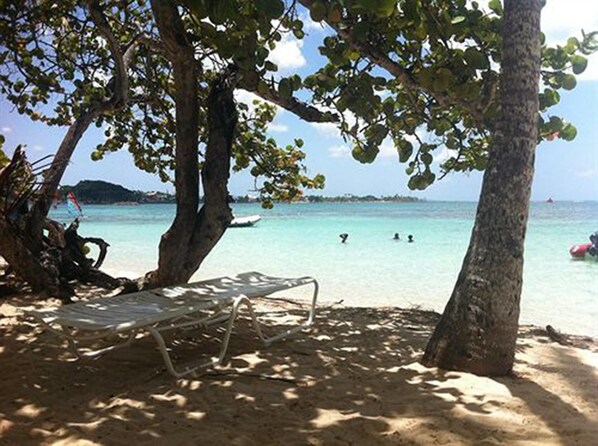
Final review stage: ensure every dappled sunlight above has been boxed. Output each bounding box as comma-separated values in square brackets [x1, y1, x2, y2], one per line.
[1, 294, 596, 445]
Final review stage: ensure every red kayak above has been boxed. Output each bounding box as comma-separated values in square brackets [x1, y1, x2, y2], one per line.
[570, 242, 592, 259]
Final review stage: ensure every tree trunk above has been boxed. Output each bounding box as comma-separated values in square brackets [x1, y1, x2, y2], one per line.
[421, 0, 542, 376]
[0, 219, 60, 293]
[149, 71, 236, 286]
[145, 1, 234, 288]
[26, 109, 98, 247]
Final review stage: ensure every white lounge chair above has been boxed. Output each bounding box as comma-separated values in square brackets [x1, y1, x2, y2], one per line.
[26, 271, 319, 378]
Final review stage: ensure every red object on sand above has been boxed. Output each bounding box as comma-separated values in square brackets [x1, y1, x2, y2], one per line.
[569, 242, 591, 259]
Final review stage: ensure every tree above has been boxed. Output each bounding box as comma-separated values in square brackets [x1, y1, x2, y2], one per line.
[295, 0, 594, 375]
[0, 0, 329, 292]
[0, 0, 147, 294]
[126, 0, 330, 287]
[421, 0, 542, 375]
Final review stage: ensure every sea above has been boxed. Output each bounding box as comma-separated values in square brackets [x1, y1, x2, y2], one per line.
[51, 201, 598, 337]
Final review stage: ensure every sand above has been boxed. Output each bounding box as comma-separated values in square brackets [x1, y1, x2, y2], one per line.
[0, 291, 596, 446]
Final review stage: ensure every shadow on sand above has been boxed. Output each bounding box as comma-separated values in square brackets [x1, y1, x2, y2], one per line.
[1, 297, 596, 445]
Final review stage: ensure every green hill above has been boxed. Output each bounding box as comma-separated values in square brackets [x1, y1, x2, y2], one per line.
[59, 180, 146, 204]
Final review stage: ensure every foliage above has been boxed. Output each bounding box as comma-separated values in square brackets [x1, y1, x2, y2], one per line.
[0, 0, 137, 126]
[1, 0, 594, 198]
[297, 0, 596, 189]
[0, 0, 324, 209]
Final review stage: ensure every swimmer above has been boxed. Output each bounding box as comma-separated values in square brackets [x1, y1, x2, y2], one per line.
[393, 233, 400, 240]
[339, 233, 349, 243]
[407, 234, 414, 243]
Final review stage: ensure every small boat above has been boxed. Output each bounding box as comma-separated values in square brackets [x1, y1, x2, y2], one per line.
[229, 215, 261, 228]
[546, 197, 554, 203]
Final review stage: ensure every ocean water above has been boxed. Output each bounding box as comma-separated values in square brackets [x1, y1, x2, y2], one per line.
[51, 201, 598, 337]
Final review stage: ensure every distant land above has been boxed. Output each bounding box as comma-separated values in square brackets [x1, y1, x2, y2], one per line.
[58, 180, 421, 205]
[58, 180, 175, 204]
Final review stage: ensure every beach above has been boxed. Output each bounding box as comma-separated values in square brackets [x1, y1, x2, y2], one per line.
[1, 289, 597, 445]
[2, 200, 596, 445]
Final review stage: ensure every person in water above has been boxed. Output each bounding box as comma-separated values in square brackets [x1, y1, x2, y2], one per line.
[339, 233, 349, 243]
[407, 234, 414, 243]
[588, 231, 598, 257]
[393, 233, 400, 240]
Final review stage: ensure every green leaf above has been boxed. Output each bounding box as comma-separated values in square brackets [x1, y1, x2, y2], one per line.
[571, 55, 587, 75]
[420, 152, 433, 165]
[562, 74, 577, 90]
[488, 0, 503, 14]
[256, 0, 285, 19]
[560, 123, 577, 141]
[278, 78, 292, 98]
[397, 140, 413, 163]
[464, 47, 489, 70]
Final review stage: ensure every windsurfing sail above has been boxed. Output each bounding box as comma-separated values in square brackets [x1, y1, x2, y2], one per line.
[66, 192, 83, 217]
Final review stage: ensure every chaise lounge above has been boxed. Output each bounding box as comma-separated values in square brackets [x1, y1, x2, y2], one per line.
[25, 271, 319, 378]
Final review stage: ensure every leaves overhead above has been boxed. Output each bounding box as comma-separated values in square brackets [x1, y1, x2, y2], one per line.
[297, 0, 596, 189]
[1, 0, 595, 196]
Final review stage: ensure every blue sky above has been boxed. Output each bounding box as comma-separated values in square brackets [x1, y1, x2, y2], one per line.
[1, 0, 597, 201]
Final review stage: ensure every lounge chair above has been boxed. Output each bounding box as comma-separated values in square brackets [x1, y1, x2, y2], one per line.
[25, 271, 319, 378]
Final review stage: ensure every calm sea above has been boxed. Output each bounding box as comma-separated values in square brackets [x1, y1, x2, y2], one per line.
[51, 201, 598, 337]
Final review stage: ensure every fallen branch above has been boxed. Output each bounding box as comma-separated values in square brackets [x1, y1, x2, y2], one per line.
[545, 325, 570, 346]
[202, 371, 300, 385]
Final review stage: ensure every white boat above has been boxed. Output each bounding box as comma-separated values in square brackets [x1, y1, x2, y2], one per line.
[229, 215, 261, 228]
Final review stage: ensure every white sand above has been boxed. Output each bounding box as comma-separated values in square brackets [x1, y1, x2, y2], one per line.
[0, 294, 596, 445]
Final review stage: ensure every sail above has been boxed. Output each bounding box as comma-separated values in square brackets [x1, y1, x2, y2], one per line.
[66, 191, 83, 217]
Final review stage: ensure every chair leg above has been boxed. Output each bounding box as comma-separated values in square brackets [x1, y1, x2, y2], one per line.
[262, 280, 319, 346]
[148, 327, 221, 378]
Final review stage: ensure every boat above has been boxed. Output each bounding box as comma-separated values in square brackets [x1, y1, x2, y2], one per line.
[546, 197, 554, 203]
[229, 215, 261, 228]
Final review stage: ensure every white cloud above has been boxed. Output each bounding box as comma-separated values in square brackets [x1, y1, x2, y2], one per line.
[1, 126, 12, 133]
[476, 0, 598, 81]
[378, 138, 397, 158]
[268, 34, 306, 73]
[234, 89, 285, 117]
[310, 121, 341, 138]
[435, 147, 459, 164]
[541, 0, 597, 40]
[541, 0, 598, 81]
[576, 168, 598, 178]
[328, 145, 351, 158]
[268, 123, 288, 132]
[33, 145, 44, 151]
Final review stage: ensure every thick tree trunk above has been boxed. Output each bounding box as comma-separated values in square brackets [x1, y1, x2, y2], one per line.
[145, 1, 234, 288]
[421, 0, 542, 376]
[149, 72, 236, 286]
[186, 70, 236, 274]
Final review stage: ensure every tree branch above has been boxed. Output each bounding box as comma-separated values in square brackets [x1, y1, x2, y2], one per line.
[296, 0, 485, 122]
[239, 74, 338, 123]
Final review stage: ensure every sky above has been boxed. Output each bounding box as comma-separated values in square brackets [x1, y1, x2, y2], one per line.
[1, 0, 597, 201]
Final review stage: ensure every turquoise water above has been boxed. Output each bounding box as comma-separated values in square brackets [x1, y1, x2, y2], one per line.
[51, 201, 598, 336]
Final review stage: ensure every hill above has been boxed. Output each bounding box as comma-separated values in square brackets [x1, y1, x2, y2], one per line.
[58, 181, 174, 204]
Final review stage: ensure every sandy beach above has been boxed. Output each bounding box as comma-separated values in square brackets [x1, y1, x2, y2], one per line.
[0, 290, 596, 446]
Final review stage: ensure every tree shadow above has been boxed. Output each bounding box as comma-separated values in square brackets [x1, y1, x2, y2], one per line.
[1, 298, 596, 445]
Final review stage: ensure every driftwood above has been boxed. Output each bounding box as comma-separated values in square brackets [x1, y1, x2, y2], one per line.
[545, 325, 570, 346]
[0, 147, 130, 301]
